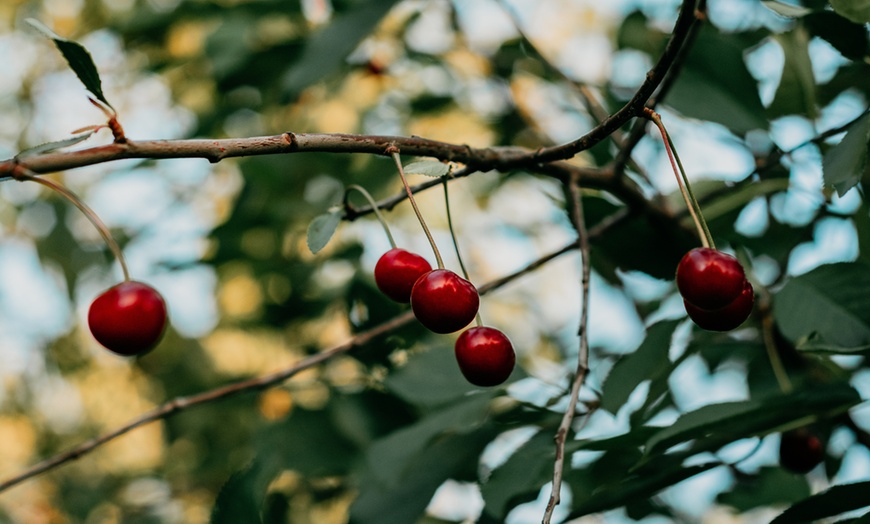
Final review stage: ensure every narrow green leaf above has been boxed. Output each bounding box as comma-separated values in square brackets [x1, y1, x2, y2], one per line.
[25, 19, 112, 108]
[761, 1, 813, 18]
[823, 112, 870, 197]
[600, 320, 680, 414]
[718, 467, 811, 512]
[796, 332, 870, 355]
[15, 131, 95, 158]
[643, 383, 860, 457]
[403, 160, 450, 178]
[769, 27, 817, 119]
[774, 262, 870, 348]
[306, 208, 342, 254]
[481, 430, 554, 519]
[384, 344, 479, 409]
[282, 0, 401, 99]
[829, 0, 870, 23]
[771, 482, 870, 523]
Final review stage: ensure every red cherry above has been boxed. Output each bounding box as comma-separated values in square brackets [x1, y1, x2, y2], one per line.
[676, 248, 747, 310]
[88, 281, 168, 356]
[454, 326, 516, 387]
[410, 269, 479, 334]
[374, 248, 432, 303]
[779, 429, 824, 474]
[684, 279, 754, 331]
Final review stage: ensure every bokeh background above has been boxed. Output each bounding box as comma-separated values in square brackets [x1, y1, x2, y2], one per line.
[0, 0, 867, 522]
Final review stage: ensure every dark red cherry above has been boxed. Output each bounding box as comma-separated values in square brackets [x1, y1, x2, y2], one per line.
[88, 281, 168, 356]
[676, 248, 747, 310]
[684, 279, 754, 331]
[779, 428, 824, 474]
[410, 269, 479, 334]
[374, 248, 432, 303]
[454, 326, 516, 387]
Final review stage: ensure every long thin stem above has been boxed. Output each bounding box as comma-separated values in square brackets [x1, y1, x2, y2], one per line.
[14, 170, 130, 281]
[345, 184, 396, 248]
[391, 151, 444, 269]
[664, 130, 714, 248]
[543, 176, 592, 524]
[442, 176, 483, 327]
[759, 291, 793, 393]
[645, 109, 712, 249]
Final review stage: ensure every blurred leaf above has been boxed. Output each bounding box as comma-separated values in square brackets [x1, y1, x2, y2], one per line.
[774, 262, 870, 348]
[823, 111, 870, 197]
[480, 430, 553, 519]
[403, 160, 450, 178]
[351, 427, 497, 524]
[796, 332, 870, 355]
[16, 131, 95, 158]
[282, 0, 401, 99]
[761, 1, 814, 17]
[667, 26, 768, 133]
[804, 11, 870, 61]
[600, 320, 680, 414]
[26, 19, 112, 108]
[256, 406, 359, 477]
[769, 27, 817, 119]
[617, 11, 667, 54]
[829, 0, 870, 23]
[362, 392, 494, 489]
[718, 467, 811, 512]
[643, 382, 860, 457]
[569, 461, 720, 518]
[857, 205, 870, 266]
[306, 208, 343, 254]
[210, 460, 274, 524]
[385, 344, 480, 409]
[771, 481, 870, 523]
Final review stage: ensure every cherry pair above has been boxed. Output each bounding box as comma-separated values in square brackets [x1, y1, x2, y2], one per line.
[676, 248, 754, 331]
[374, 247, 514, 386]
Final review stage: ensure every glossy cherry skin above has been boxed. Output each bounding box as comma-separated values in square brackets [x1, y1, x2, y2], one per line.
[374, 248, 432, 303]
[410, 269, 479, 334]
[455, 326, 516, 387]
[676, 248, 747, 310]
[684, 279, 754, 331]
[88, 281, 168, 356]
[779, 429, 824, 474]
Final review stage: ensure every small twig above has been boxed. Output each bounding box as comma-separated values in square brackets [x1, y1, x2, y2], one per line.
[543, 175, 592, 523]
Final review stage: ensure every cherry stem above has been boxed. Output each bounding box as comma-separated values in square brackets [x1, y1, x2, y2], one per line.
[760, 292, 793, 394]
[391, 151, 444, 269]
[441, 176, 483, 328]
[14, 170, 131, 282]
[645, 109, 714, 249]
[345, 184, 396, 249]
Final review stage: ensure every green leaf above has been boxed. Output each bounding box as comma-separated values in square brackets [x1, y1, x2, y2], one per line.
[600, 320, 680, 414]
[569, 461, 721, 518]
[351, 428, 496, 524]
[362, 392, 494, 489]
[481, 430, 554, 519]
[796, 332, 870, 355]
[771, 481, 870, 523]
[718, 467, 811, 512]
[769, 27, 817, 119]
[282, 0, 401, 99]
[761, 1, 814, 17]
[385, 344, 480, 409]
[774, 262, 870, 348]
[210, 460, 275, 524]
[403, 160, 450, 178]
[823, 112, 870, 197]
[666, 26, 768, 133]
[643, 383, 860, 457]
[829, 0, 870, 23]
[25, 19, 112, 108]
[15, 131, 96, 158]
[306, 208, 343, 254]
[805, 12, 870, 62]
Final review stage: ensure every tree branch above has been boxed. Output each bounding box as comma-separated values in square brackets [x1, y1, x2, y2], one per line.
[543, 174, 593, 523]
